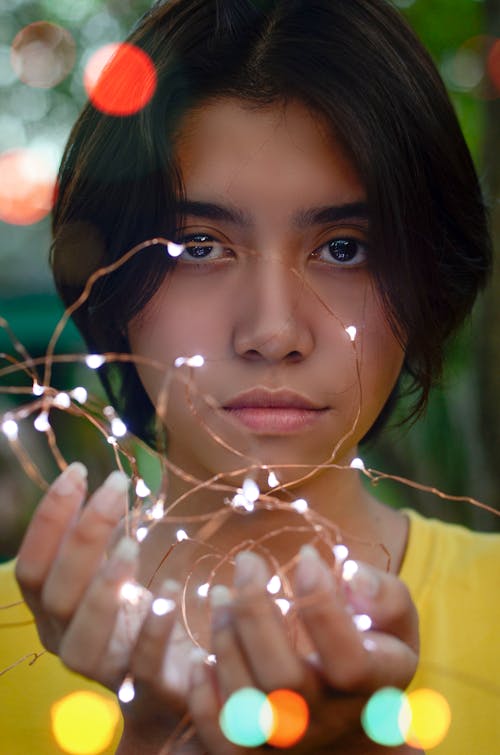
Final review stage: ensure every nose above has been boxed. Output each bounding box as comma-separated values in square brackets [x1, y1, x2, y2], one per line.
[232, 256, 314, 363]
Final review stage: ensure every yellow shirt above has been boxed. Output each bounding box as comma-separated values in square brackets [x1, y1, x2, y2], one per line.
[400, 509, 500, 754]
[1, 511, 499, 754]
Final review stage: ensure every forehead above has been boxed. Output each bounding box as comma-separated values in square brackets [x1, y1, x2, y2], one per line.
[173, 98, 365, 213]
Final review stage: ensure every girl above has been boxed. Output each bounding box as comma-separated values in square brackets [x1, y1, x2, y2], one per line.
[3, 0, 499, 752]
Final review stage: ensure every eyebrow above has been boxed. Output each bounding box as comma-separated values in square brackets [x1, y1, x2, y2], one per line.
[176, 200, 369, 228]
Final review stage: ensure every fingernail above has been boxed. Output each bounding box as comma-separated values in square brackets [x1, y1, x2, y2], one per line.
[342, 560, 379, 599]
[103, 470, 129, 493]
[53, 462, 88, 495]
[234, 551, 266, 589]
[210, 584, 232, 631]
[295, 545, 321, 594]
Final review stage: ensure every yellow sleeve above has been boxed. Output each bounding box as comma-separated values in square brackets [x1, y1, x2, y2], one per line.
[400, 510, 500, 754]
[0, 560, 123, 755]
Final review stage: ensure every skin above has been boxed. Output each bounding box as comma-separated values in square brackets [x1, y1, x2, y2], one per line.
[16, 99, 422, 754]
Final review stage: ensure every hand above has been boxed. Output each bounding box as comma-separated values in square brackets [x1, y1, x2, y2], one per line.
[15, 463, 198, 753]
[187, 548, 421, 754]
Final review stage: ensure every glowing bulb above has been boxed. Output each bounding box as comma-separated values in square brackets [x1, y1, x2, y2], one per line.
[111, 417, 127, 437]
[176, 529, 188, 542]
[152, 597, 175, 616]
[135, 478, 151, 498]
[167, 241, 184, 257]
[207, 654, 217, 665]
[136, 526, 148, 543]
[103, 405, 115, 418]
[53, 392, 71, 409]
[346, 325, 357, 341]
[174, 357, 186, 367]
[275, 598, 291, 615]
[342, 559, 359, 581]
[350, 457, 365, 470]
[120, 581, 144, 605]
[1, 418, 18, 440]
[353, 613, 372, 632]
[267, 471, 279, 487]
[34, 411, 50, 432]
[267, 575, 282, 595]
[197, 582, 210, 598]
[291, 498, 308, 514]
[149, 499, 164, 520]
[332, 544, 349, 564]
[32, 380, 44, 396]
[231, 493, 255, 513]
[187, 354, 204, 367]
[85, 354, 105, 369]
[242, 478, 260, 503]
[107, 435, 117, 445]
[118, 676, 135, 704]
[70, 386, 88, 404]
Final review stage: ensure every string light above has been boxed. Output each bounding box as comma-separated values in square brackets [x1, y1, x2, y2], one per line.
[120, 581, 146, 605]
[267, 575, 282, 594]
[53, 392, 71, 409]
[148, 499, 164, 520]
[176, 529, 188, 542]
[242, 478, 260, 503]
[353, 613, 372, 632]
[34, 411, 50, 432]
[275, 598, 291, 616]
[152, 597, 175, 616]
[291, 498, 308, 514]
[135, 478, 151, 498]
[350, 457, 365, 471]
[197, 583, 210, 598]
[332, 544, 349, 564]
[1, 418, 18, 440]
[85, 354, 105, 369]
[136, 526, 149, 543]
[32, 380, 44, 396]
[111, 417, 127, 437]
[167, 241, 184, 257]
[70, 386, 88, 403]
[267, 471, 280, 487]
[345, 325, 357, 341]
[117, 675, 135, 704]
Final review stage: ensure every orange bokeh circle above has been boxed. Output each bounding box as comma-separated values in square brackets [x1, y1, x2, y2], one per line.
[266, 689, 309, 748]
[84, 43, 157, 116]
[0, 148, 57, 226]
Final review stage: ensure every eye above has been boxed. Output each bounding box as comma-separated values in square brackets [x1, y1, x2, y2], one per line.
[312, 237, 368, 267]
[177, 233, 229, 261]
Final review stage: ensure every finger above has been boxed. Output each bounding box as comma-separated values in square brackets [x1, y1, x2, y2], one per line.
[188, 656, 241, 755]
[129, 580, 179, 697]
[41, 470, 129, 623]
[295, 547, 417, 693]
[210, 585, 253, 699]
[15, 462, 88, 604]
[231, 552, 310, 693]
[341, 559, 419, 651]
[58, 537, 139, 684]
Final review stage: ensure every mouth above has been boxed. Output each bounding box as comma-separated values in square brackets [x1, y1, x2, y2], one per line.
[221, 389, 329, 434]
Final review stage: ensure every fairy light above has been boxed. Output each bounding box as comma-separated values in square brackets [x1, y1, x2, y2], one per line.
[118, 675, 135, 704]
[120, 581, 145, 605]
[345, 325, 357, 341]
[332, 543, 349, 564]
[350, 457, 365, 471]
[291, 498, 308, 514]
[167, 241, 184, 257]
[148, 499, 164, 520]
[53, 392, 71, 409]
[242, 478, 260, 503]
[275, 598, 291, 615]
[267, 471, 279, 487]
[107, 435, 117, 445]
[231, 493, 255, 513]
[267, 575, 282, 594]
[111, 417, 127, 437]
[176, 529, 188, 542]
[353, 613, 372, 632]
[197, 582, 210, 598]
[342, 559, 359, 581]
[70, 386, 88, 403]
[152, 597, 175, 616]
[187, 354, 205, 368]
[207, 654, 217, 665]
[85, 354, 105, 369]
[135, 478, 151, 498]
[32, 380, 44, 396]
[136, 526, 149, 543]
[1, 418, 18, 440]
[34, 411, 50, 432]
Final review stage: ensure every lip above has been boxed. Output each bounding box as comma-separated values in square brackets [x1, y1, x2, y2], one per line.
[222, 389, 329, 433]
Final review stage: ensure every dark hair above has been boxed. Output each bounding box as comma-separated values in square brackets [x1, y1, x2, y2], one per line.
[51, 0, 492, 445]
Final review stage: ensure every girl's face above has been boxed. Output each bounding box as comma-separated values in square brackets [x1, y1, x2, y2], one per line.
[128, 99, 404, 485]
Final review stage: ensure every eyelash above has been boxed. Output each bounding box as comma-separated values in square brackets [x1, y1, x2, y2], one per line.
[175, 232, 368, 268]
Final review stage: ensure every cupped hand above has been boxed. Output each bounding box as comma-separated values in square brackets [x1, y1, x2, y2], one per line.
[187, 548, 421, 754]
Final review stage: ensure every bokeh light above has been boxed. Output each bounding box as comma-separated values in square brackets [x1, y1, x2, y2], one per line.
[10, 22, 76, 88]
[405, 688, 451, 750]
[83, 43, 157, 116]
[219, 687, 273, 748]
[0, 147, 57, 225]
[50, 690, 121, 755]
[266, 689, 309, 748]
[361, 687, 410, 747]
[450, 36, 499, 99]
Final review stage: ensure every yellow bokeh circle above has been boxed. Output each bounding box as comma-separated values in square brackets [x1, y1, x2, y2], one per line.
[405, 688, 451, 750]
[51, 690, 120, 754]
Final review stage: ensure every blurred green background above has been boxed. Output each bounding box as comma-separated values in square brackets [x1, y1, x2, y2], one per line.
[0, 0, 499, 560]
